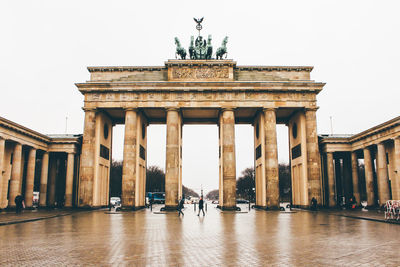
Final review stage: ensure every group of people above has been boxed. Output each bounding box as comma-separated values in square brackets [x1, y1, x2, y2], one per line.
[177, 196, 205, 217]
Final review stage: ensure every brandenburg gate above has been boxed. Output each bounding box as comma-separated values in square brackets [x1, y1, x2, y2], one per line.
[1, 20, 398, 211]
[76, 59, 325, 210]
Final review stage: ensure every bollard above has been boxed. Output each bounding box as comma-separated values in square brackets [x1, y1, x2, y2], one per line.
[206, 203, 207, 212]
[150, 202, 152, 212]
[249, 201, 250, 211]
[194, 202, 196, 211]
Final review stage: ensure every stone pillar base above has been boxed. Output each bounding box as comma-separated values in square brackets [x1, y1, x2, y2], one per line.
[120, 206, 145, 211]
[254, 205, 280, 211]
[162, 205, 178, 211]
[216, 205, 239, 211]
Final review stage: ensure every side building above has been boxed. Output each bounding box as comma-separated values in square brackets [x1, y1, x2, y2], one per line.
[0, 116, 81, 209]
[319, 116, 400, 207]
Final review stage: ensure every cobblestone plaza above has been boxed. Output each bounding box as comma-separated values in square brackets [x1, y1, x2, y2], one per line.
[0, 205, 399, 266]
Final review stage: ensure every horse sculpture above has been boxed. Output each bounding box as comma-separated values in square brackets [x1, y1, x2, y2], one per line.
[189, 36, 195, 59]
[206, 35, 213, 59]
[216, 36, 228, 59]
[175, 37, 187, 60]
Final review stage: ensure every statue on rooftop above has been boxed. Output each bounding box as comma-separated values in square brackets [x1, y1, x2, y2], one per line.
[174, 18, 228, 60]
[216, 36, 228, 59]
[174, 37, 187, 60]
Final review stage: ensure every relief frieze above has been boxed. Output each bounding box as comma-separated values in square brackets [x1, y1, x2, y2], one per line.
[172, 67, 229, 80]
[87, 91, 315, 103]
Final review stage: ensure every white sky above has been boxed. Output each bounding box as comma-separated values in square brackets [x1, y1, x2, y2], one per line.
[1, 1, 399, 195]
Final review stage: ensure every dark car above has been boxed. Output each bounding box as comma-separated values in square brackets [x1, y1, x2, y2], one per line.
[236, 199, 249, 204]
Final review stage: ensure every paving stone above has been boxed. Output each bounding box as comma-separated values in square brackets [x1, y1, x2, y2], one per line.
[0, 204, 399, 266]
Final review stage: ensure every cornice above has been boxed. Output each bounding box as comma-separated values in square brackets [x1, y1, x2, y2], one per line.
[165, 59, 236, 68]
[88, 66, 166, 72]
[236, 66, 314, 72]
[76, 81, 325, 90]
[0, 116, 51, 143]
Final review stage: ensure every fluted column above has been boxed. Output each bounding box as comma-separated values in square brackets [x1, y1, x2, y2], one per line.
[24, 148, 36, 208]
[305, 108, 322, 205]
[8, 143, 22, 208]
[0, 138, 5, 207]
[39, 152, 49, 207]
[219, 108, 236, 209]
[376, 143, 390, 206]
[78, 107, 96, 207]
[48, 156, 58, 206]
[65, 153, 75, 207]
[326, 152, 336, 207]
[363, 147, 375, 206]
[122, 108, 138, 208]
[264, 108, 279, 209]
[0, 138, 4, 173]
[165, 108, 181, 209]
[351, 152, 360, 205]
[393, 137, 400, 199]
[0, 138, 4, 191]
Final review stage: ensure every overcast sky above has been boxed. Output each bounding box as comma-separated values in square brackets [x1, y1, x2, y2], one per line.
[1, 1, 399, 195]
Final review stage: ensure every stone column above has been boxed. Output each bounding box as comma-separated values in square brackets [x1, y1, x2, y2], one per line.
[363, 147, 375, 206]
[351, 152, 360, 204]
[0, 138, 4, 174]
[8, 143, 22, 208]
[305, 108, 322, 204]
[220, 108, 236, 209]
[264, 108, 280, 209]
[376, 142, 390, 206]
[122, 108, 138, 208]
[0, 138, 4, 191]
[393, 137, 400, 200]
[48, 156, 58, 207]
[0, 138, 5, 206]
[65, 153, 75, 207]
[24, 148, 36, 208]
[326, 152, 336, 207]
[78, 108, 96, 207]
[39, 152, 49, 207]
[165, 108, 181, 209]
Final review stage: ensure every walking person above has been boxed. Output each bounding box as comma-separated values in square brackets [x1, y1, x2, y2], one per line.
[177, 196, 185, 217]
[15, 195, 24, 214]
[197, 196, 205, 216]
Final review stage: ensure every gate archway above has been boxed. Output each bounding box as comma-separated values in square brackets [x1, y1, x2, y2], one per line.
[76, 59, 325, 210]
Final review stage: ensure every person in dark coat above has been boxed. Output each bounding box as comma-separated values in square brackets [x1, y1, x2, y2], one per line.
[177, 197, 185, 217]
[311, 197, 317, 211]
[15, 195, 24, 214]
[197, 196, 205, 216]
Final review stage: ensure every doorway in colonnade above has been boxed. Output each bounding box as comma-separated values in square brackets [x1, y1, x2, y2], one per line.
[276, 125, 291, 207]
[110, 124, 125, 200]
[181, 125, 219, 205]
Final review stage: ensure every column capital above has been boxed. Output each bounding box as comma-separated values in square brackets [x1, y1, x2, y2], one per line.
[305, 107, 319, 112]
[221, 107, 235, 112]
[82, 107, 97, 112]
[165, 107, 180, 112]
[262, 107, 276, 112]
[124, 107, 138, 112]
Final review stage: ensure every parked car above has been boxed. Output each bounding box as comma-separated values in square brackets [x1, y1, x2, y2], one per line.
[236, 199, 249, 204]
[32, 191, 39, 207]
[147, 192, 165, 204]
[211, 200, 219, 204]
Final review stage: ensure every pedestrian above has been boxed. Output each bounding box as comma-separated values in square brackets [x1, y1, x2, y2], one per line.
[177, 196, 185, 217]
[311, 197, 317, 211]
[197, 196, 205, 216]
[15, 195, 24, 214]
